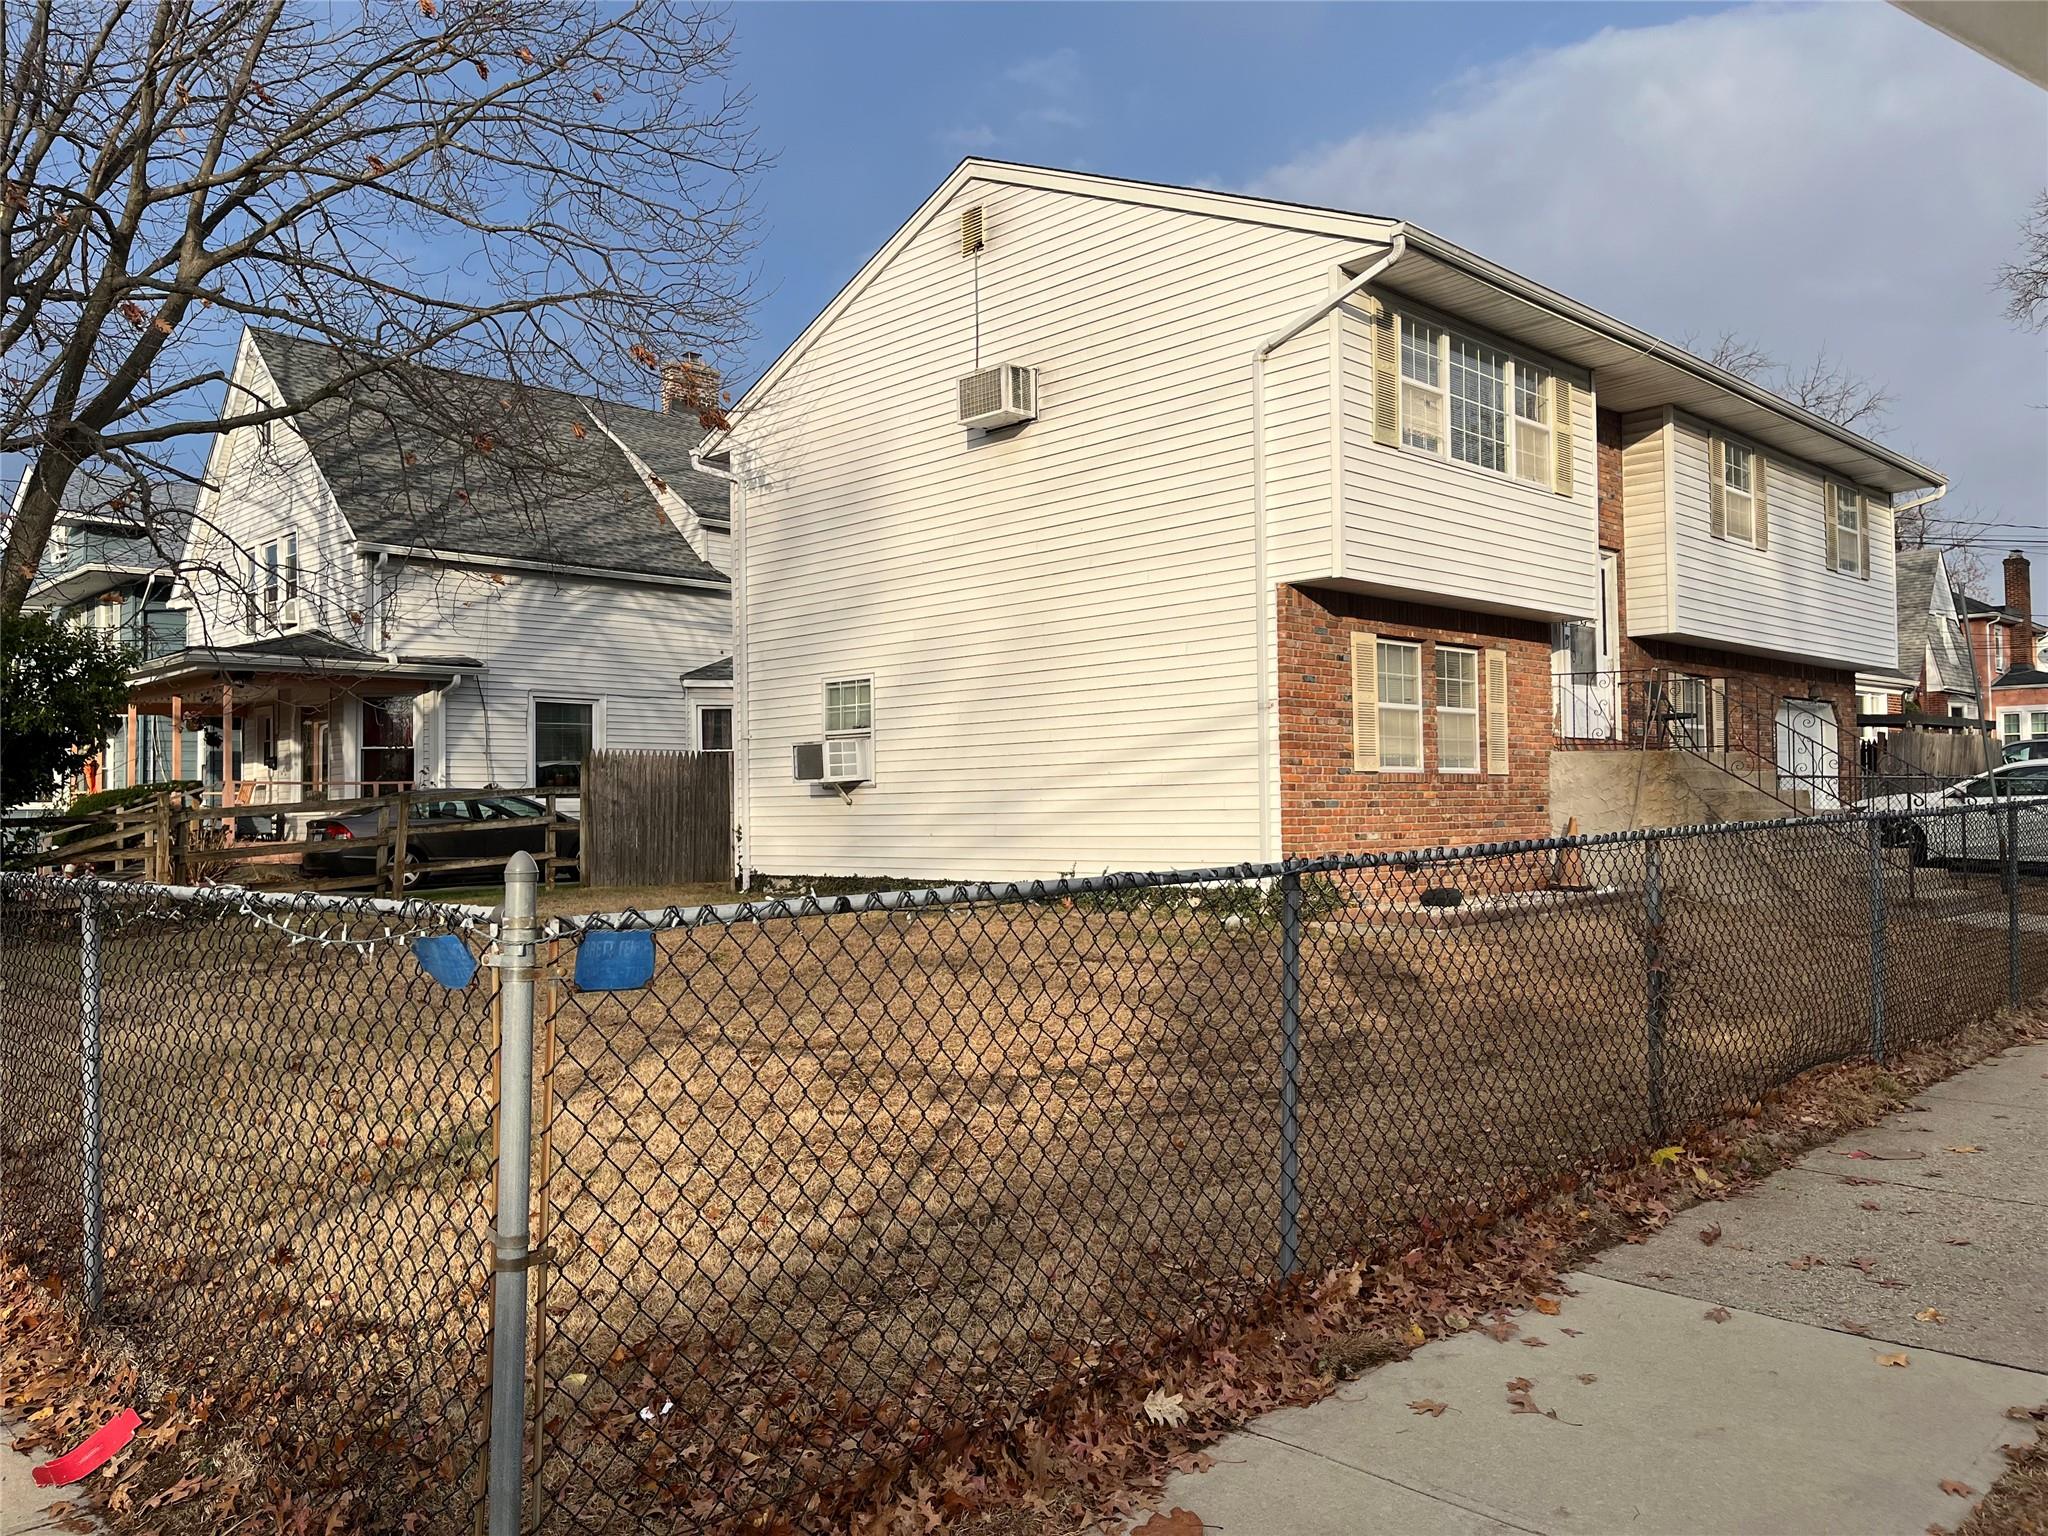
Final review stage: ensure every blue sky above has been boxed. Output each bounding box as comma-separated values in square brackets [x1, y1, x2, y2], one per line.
[722, 1, 2046, 559]
[16, 3, 2042, 567]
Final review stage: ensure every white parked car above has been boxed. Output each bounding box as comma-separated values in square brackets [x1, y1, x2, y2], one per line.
[1861, 762, 2048, 868]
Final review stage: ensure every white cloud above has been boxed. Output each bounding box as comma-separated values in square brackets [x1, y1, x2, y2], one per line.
[1005, 47, 1082, 98]
[1252, 5, 2047, 543]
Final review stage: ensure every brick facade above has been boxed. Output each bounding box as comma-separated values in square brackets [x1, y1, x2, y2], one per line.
[1276, 584, 1553, 855]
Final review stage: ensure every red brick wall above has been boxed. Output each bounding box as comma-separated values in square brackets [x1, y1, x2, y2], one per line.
[1276, 584, 1554, 855]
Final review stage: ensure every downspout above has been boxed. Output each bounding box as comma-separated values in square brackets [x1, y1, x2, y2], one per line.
[1250, 233, 1406, 863]
[691, 444, 748, 890]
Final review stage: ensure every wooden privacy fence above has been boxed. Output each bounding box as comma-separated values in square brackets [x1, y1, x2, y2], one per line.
[1864, 724, 2000, 795]
[578, 748, 732, 888]
[12, 786, 576, 897]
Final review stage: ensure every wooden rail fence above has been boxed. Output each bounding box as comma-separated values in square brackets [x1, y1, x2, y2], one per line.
[10, 787, 576, 898]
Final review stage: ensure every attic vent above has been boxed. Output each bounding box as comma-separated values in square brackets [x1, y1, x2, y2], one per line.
[957, 363, 1037, 430]
[960, 205, 984, 256]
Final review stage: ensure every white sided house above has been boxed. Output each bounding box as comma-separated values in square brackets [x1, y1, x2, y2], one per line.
[703, 161, 1943, 882]
[137, 327, 731, 806]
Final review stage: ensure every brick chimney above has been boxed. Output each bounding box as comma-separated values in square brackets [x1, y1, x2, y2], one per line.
[660, 353, 719, 416]
[2005, 549, 2034, 662]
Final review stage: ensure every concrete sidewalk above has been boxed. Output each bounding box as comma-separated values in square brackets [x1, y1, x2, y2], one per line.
[1158, 1041, 2048, 1536]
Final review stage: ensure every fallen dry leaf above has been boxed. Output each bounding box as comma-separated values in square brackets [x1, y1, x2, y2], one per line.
[1478, 1317, 1519, 1343]
[1839, 1320, 1873, 1336]
[1576, 1373, 1597, 1384]
[1938, 1479, 1975, 1498]
[1858, 1201, 1882, 1211]
[1943, 1237, 1973, 1247]
[1703, 1307, 1731, 1323]
[1140, 1389, 1188, 1428]
[1522, 1338, 1549, 1348]
[2005, 1404, 2048, 1422]
[1915, 1307, 1948, 1325]
[1133, 1510, 1205, 1535]
[1945, 1146, 1982, 1155]
[1846, 1257, 1878, 1274]
[1785, 1255, 1825, 1271]
[1532, 1297, 1561, 1316]
[1699, 1224, 1723, 1246]
[1560, 1328, 1583, 1338]
[1876, 1352, 1910, 1368]
[1407, 1399, 1448, 1417]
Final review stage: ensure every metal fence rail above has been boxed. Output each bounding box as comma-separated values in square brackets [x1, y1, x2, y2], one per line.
[5, 800, 2047, 1533]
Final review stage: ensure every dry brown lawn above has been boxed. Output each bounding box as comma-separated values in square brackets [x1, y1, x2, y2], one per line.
[6, 831, 2046, 1533]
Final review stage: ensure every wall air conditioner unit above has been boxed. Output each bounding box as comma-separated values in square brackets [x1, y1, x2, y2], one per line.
[793, 736, 871, 786]
[277, 597, 314, 632]
[957, 364, 1037, 431]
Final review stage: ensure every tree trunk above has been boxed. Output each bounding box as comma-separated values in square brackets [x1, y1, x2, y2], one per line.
[0, 443, 84, 620]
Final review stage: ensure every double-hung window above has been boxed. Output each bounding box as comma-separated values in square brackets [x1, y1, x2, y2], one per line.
[1832, 486, 1866, 576]
[261, 540, 280, 624]
[1722, 443, 1756, 544]
[1376, 641, 1422, 771]
[1436, 646, 1479, 772]
[1398, 315, 1558, 487]
[534, 699, 595, 789]
[1512, 363, 1552, 486]
[1401, 320, 1446, 454]
[822, 677, 873, 780]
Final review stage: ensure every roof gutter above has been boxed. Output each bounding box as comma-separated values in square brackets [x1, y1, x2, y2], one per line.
[1389, 225, 1945, 493]
[1251, 234, 1407, 863]
[352, 542, 730, 593]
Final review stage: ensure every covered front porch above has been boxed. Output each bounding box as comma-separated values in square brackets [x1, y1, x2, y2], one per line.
[126, 632, 480, 808]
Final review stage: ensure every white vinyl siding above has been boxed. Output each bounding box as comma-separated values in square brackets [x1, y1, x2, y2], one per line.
[1338, 301, 1597, 620]
[178, 333, 362, 648]
[381, 560, 727, 786]
[732, 176, 1390, 878]
[1376, 639, 1422, 771]
[1436, 645, 1479, 772]
[1624, 409, 1895, 671]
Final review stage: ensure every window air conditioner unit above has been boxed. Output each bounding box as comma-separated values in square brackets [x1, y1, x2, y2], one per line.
[277, 597, 314, 632]
[793, 737, 871, 785]
[957, 364, 1037, 431]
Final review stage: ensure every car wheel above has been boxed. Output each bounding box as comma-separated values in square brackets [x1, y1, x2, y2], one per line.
[400, 848, 427, 889]
[1907, 827, 1928, 867]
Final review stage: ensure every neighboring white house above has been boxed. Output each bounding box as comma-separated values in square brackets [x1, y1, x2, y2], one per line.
[701, 160, 1943, 882]
[134, 327, 731, 805]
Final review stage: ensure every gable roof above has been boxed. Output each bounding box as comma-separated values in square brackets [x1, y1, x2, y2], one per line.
[1896, 549, 1977, 696]
[1958, 591, 2025, 625]
[709, 159, 1942, 496]
[680, 655, 733, 683]
[1993, 663, 2048, 691]
[247, 328, 727, 586]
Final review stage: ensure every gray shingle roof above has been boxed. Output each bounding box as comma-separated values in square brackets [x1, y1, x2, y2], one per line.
[680, 656, 734, 683]
[248, 328, 727, 585]
[1895, 548, 1977, 696]
[1993, 663, 2048, 690]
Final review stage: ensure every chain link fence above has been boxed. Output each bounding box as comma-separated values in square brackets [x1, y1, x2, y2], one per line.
[5, 799, 2047, 1532]
[0, 877, 501, 1526]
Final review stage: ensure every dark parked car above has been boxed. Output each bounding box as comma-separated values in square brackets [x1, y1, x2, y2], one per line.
[2003, 738, 2048, 764]
[303, 795, 578, 887]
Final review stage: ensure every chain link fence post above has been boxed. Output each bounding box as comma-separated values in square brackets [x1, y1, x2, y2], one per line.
[1643, 838, 1668, 1143]
[2008, 799, 2023, 1008]
[1866, 817, 1887, 1063]
[79, 879, 105, 1317]
[1277, 868, 1302, 1279]
[487, 853, 540, 1536]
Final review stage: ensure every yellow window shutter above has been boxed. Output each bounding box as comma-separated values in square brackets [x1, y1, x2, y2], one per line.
[1707, 437, 1727, 540]
[1351, 631, 1380, 771]
[1824, 483, 1841, 570]
[1857, 492, 1872, 580]
[1485, 648, 1510, 776]
[1754, 454, 1769, 552]
[1551, 376, 1574, 497]
[1371, 302, 1400, 447]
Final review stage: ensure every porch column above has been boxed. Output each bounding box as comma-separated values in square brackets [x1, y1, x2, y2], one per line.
[125, 705, 139, 787]
[169, 693, 183, 779]
[222, 682, 237, 812]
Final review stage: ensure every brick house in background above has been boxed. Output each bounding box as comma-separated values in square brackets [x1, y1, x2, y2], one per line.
[1963, 550, 2048, 748]
[701, 162, 1944, 881]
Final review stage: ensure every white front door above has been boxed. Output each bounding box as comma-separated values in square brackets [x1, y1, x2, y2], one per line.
[1776, 699, 1841, 810]
[1553, 552, 1620, 740]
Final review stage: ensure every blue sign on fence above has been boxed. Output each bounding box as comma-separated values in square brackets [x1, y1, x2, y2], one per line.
[411, 933, 479, 991]
[574, 929, 657, 992]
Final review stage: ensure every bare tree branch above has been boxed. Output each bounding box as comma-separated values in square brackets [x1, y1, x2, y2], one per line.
[1, 0, 763, 617]
[1996, 189, 2048, 334]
